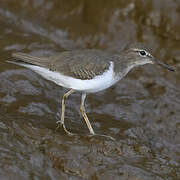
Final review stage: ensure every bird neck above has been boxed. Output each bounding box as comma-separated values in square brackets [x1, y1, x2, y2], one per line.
[112, 54, 133, 79]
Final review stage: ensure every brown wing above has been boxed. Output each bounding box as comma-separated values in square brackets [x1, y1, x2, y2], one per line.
[49, 49, 112, 80]
[12, 49, 112, 80]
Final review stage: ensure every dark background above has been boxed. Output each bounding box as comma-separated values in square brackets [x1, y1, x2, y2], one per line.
[0, 0, 179, 179]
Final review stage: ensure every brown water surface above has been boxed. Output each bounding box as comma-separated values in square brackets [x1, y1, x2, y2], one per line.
[0, 0, 180, 179]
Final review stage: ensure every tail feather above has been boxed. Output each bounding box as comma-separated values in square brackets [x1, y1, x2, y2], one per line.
[12, 52, 48, 67]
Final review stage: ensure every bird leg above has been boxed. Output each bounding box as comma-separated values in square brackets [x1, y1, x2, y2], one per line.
[56, 90, 115, 141]
[80, 93, 95, 135]
[80, 93, 115, 141]
[56, 89, 75, 135]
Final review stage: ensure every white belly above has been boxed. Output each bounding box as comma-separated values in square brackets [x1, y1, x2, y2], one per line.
[15, 61, 117, 93]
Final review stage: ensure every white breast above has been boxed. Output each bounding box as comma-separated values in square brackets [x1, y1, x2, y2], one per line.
[15, 61, 117, 93]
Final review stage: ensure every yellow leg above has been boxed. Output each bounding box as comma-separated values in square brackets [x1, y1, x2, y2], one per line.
[56, 89, 75, 135]
[80, 93, 115, 141]
[80, 93, 95, 135]
[56, 90, 115, 141]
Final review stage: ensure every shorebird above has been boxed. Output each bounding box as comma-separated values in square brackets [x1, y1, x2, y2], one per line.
[9, 44, 174, 139]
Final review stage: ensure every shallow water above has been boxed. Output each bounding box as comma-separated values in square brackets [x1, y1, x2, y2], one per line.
[0, 0, 180, 179]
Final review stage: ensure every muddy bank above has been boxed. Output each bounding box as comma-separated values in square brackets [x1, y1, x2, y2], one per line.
[0, 0, 179, 179]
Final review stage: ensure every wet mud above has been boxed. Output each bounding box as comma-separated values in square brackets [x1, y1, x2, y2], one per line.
[0, 0, 180, 179]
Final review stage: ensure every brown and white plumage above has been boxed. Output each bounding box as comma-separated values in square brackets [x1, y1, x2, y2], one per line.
[9, 46, 174, 139]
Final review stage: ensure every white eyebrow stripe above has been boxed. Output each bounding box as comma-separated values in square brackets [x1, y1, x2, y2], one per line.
[132, 48, 152, 57]
[133, 48, 146, 52]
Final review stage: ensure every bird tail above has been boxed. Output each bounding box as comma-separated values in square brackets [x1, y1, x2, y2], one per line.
[11, 52, 47, 67]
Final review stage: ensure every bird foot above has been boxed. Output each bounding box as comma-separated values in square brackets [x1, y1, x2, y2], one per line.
[88, 133, 115, 141]
[56, 121, 75, 136]
[56, 121, 115, 141]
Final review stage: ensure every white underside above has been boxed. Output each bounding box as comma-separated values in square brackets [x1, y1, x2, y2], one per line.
[13, 61, 117, 93]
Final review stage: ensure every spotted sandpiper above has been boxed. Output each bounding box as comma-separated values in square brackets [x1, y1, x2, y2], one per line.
[9, 44, 174, 139]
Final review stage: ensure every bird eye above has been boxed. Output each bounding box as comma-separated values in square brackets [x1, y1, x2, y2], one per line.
[139, 50, 147, 56]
